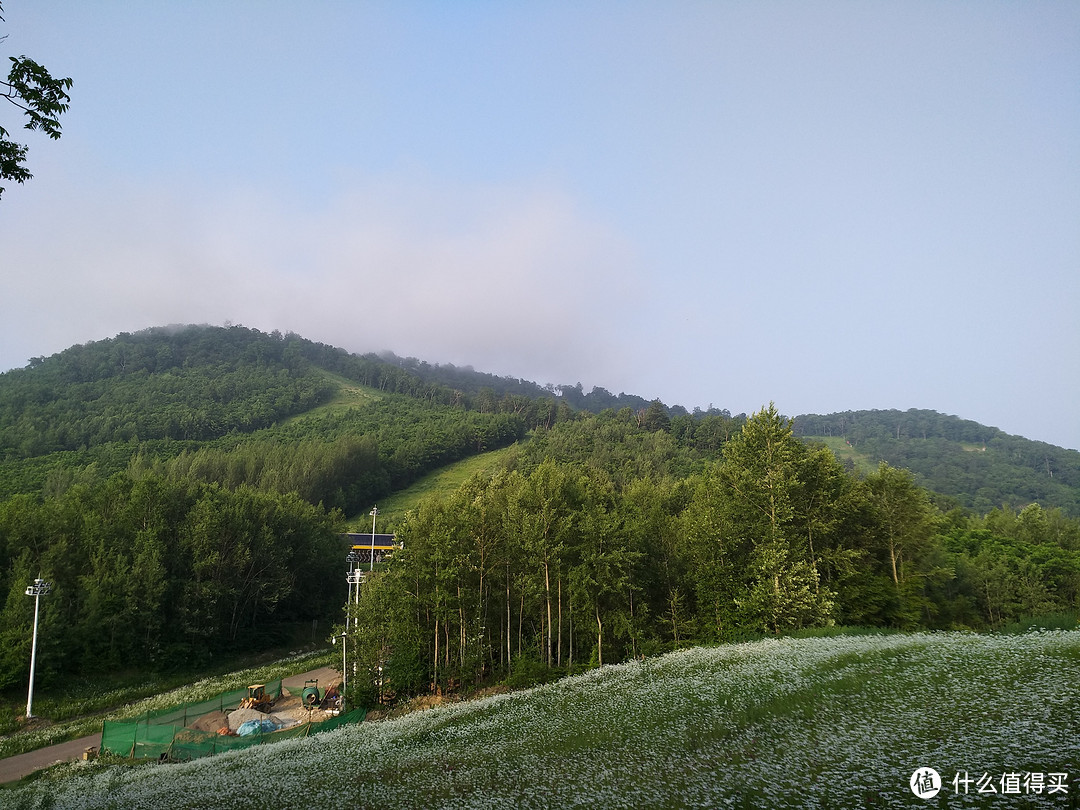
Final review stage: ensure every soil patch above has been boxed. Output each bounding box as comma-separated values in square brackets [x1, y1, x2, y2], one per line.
[188, 710, 228, 733]
[226, 707, 276, 731]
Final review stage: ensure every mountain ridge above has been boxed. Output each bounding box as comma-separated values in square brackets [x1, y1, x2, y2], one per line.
[5, 323, 1071, 445]
[793, 408, 1080, 514]
[2, 324, 1077, 516]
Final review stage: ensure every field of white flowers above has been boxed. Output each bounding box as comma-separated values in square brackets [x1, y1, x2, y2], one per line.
[6, 632, 1078, 809]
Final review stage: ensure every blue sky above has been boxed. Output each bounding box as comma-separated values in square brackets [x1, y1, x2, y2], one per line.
[2, 1, 1078, 449]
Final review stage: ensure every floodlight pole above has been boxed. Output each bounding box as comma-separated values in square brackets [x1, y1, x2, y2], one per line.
[339, 630, 347, 712]
[347, 549, 368, 630]
[369, 506, 379, 572]
[346, 551, 357, 627]
[25, 577, 51, 719]
[350, 569, 363, 628]
[345, 566, 352, 616]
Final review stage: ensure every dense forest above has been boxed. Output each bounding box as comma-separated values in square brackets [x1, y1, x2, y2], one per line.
[0, 326, 555, 687]
[0, 475, 341, 687]
[0, 325, 546, 460]
[0, 325, 1078, 703]
[347, 405, 1080, 702]
[0, 326, 564, 507]
[374, 352, 709, 418]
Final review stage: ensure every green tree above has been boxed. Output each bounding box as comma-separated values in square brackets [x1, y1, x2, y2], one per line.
[0, 546, 36, 689]
[716, 404, 835, 633]
[640, 400, 671, 433]
[572, 472, 636, 666]
[622, 476, 692, 651]
[942, 525, 1080, 628]
[347, 568, 426, 706]
[510, 461, 576, 667]
[863, 463, 947, 627]
[681, 466, 745, 639]
[1, 2, 73, 199]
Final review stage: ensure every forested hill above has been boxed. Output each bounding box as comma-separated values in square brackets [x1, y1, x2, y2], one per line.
[0, 323, 531, 454]
[2, 326, 1077, 518]
[793, 409, 1080, 515]
[1, 325, 1079, 692]
[0, 324, 550, 679]
[0, 325, 744, 683]
[0, 325, 550, 508]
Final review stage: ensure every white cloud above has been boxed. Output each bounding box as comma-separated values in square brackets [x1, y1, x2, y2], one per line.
[0, 169, 643, 390]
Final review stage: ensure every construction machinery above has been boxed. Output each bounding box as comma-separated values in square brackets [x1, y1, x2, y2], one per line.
[238, 684, 274, 713]
[301, 679, 322, 709]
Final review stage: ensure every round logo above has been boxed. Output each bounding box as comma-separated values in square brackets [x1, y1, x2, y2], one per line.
[910, 767, 942, 799]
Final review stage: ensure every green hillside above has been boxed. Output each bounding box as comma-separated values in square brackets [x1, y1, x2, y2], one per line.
[281, 369, 383, 420]
[0, 326, 547, 687]
[794, 409, 1080, 515]
[0, 325, 538, 507]
[7, 631, 1078, 808]
[1, 325, 1079, 744]
[358, 445, 521, 530]
[5, 329, 1076, 518]
[805, 436, 879, 476]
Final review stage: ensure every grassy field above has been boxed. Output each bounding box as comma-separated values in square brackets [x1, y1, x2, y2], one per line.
[805, 435, 880, 476]
[8, 631, 1078, 808]
[346, 445, 519, 529]
[282, 370, 382, 425]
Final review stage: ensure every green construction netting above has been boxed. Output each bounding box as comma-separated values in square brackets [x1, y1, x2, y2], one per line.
[129, 679, 283, 730]
[101, 679, 366, 761]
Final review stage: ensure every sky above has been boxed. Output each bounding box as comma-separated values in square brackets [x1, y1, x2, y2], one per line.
[1, 2, 1078, 450]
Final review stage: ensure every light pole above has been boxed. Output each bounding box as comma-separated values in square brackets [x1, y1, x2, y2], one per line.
[24, 577, 51, 719]
[346, 551, 360, 627]
[332, 630, 347, 713]
[348, 568, 363, 628]
[345, 556, 352, 612]
[369, 505, 379, 572]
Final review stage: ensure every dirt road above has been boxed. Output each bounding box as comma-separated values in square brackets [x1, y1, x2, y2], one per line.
[281, 667, 340, 692]
[0, 732, 102, 785]
[0, 666, 342, 784]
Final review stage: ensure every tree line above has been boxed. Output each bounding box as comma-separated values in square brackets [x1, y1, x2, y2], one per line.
[1, 401, 1075, 700]
[346, 405, 1080, 703]
[129, 402, 527, 515]
[0, 473, 342, 689]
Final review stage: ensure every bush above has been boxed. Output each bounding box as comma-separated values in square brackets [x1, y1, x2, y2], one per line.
[998, 611, 1079, 634]
[505, 655, 559, 689]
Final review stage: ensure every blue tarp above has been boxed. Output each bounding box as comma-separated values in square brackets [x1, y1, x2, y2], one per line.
[236, 719, 279, 737]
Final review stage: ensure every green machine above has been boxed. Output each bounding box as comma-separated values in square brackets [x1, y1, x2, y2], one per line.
[301, 679, 322, 708]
